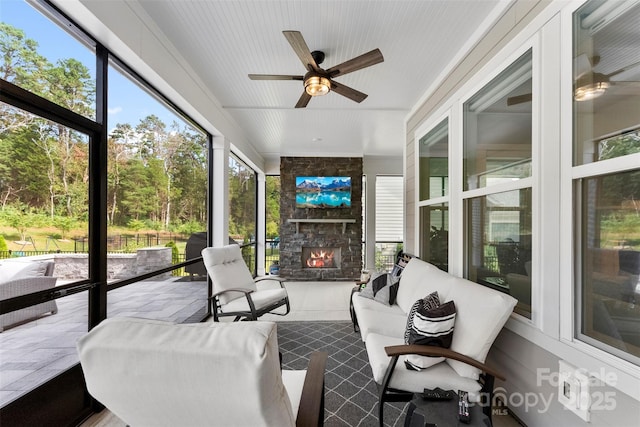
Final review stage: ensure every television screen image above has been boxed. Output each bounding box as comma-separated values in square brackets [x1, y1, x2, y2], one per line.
[296, 176, 351, 208]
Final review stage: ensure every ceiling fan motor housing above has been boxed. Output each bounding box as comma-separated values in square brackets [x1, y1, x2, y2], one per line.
[311, 50, 325, 65]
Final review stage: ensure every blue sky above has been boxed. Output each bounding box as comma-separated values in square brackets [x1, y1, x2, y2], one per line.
[2, 0, 179, 131]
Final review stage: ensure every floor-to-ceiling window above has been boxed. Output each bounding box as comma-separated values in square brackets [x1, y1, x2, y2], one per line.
[572, 0, 640, 364]
[463, 49, 533, 319]
[106, 60, 208, 283]
[0, 1, 96, 409]
[265, 175, 280, 273]
[0, 1, 212, 421]
[228, 154, 257, 274]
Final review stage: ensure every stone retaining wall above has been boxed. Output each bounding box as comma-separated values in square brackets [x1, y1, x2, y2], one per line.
[11, 248, 172, 280]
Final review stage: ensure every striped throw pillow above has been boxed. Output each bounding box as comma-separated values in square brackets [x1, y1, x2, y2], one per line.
[404, 299, 457, 371]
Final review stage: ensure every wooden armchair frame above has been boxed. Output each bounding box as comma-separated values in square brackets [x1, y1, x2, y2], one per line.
[296, 351, 328, 427]
[378, 344, 505, 427]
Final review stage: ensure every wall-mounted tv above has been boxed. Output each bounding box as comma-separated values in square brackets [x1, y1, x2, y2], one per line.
[296, 176, 351, 208]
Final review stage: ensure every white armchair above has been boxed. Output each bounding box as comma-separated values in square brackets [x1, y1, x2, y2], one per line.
[202, 244, 290, 321]
[77, 318, 327, 427]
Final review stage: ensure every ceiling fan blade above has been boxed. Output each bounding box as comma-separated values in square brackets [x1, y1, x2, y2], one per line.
[506, 93, 532, 106]
[283, 30, 319, 72]
[295, 92, 312, 108]
[330, 81, 368, 103]
[326, 48, 384, 77]
[574, 53, 593, 79]
[248, 74, 304, 81]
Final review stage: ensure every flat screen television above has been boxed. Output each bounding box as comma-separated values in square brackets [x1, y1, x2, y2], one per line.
[296, 176, 351, 208]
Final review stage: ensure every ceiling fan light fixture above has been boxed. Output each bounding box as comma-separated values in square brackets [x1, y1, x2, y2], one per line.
[574, 73, 610, 101]
[304, 75, 331, 96]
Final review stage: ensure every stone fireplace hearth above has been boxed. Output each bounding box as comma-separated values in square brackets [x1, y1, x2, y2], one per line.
[279, 157, 363, 280]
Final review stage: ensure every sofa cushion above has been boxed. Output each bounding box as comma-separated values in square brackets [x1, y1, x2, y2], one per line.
[445, 280, 517, 379]
[365, 333, 481, 396]
[395, 258, 456, 314]
[352, 294, 407, 340]
[0, 261, 49, 283]
[404, 299, 456, 371]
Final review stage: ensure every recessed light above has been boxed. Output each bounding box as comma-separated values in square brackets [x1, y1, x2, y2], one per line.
[312, 137, 323, 142]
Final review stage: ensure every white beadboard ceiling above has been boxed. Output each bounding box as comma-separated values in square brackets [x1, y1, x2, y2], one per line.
[82, 0, 506, 162]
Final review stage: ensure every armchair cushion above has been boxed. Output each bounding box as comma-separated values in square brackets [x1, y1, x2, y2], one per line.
[77, 318, 300, 427]
[220, 287, 288, 313]
[366, 333, 481, 395]
[202, 245, 257, 304]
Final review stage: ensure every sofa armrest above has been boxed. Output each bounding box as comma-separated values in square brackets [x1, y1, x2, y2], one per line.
[296, 351, 328, 427]
[0, 276, 58, 300]
[384, 344, 505, 381]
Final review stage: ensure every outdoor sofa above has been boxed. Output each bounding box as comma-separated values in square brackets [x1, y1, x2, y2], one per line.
[352, 256, 517, 425]
[0, 260, 57, 332]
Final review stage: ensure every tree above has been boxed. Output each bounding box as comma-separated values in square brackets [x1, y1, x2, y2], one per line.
[265, 176, 280, 238]
[45, 58, 93, 216]
[0, 23, 49, 95]
[107, 123, 136, 225]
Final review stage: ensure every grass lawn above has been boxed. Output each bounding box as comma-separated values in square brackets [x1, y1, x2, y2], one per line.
[0, 225, 190, 254]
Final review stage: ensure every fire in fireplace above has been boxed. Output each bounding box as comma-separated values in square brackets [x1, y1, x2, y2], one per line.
[302, 247, 341, 269]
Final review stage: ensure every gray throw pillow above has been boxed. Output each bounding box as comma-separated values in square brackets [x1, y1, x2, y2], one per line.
[359, 273, 400, 306]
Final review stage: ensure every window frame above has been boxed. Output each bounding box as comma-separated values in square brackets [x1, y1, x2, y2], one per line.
[459, 40, 539, 324]
[415, 114, 451, 270]
[558, 0, 640, 383]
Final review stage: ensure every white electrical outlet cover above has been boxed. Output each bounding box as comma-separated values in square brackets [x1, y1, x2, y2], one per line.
[558, 360, 590, 422]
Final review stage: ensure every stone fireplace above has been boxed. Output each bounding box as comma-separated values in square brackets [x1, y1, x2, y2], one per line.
[279, 157, 363, 280]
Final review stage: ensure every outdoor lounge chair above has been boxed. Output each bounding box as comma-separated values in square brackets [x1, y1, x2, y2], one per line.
[202, 244, 290, 321]
[77, 318, 327, 426]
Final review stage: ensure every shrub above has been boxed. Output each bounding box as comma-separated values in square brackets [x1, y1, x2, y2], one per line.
[165, 241, 180, 276]
[0, 235, 8, 252]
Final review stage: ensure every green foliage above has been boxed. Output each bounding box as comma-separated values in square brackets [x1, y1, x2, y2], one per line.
[228, 156, 256, 241]
[145, 219, 163, 231]
[1, 205, 30, 240]
[165, 241, 180, 275]
[53, 216, 75, 239]
[127, 219, 146, 232]
[265, 176, 280, 238]
[599, 131, 640, 160]
[0, 235, 8, 252]
[178, 220, 203, 236]
[1, 22, 208, 235]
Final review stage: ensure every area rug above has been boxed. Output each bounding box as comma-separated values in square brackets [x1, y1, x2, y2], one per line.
[276, 321, 409, 427]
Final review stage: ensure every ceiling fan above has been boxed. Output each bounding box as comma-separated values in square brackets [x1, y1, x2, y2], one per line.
[249, 30, 384, 108]
[507, 54, 640, 106]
